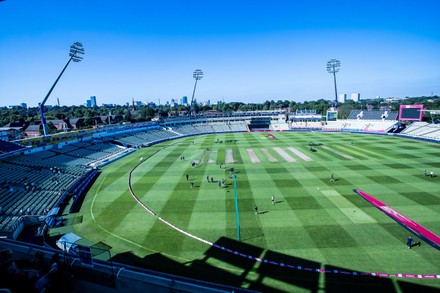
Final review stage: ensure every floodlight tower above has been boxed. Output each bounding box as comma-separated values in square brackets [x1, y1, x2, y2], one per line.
[326, 59, 341, 108]
[190, 69, 203, 117]
[40, 42, 84, 136]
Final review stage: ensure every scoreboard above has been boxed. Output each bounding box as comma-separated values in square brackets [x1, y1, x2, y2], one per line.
[326, 111, 338, 121]
[399, 105, 423, 121]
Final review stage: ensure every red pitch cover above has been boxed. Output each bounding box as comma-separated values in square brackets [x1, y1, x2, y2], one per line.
[353, 189, 440, 251]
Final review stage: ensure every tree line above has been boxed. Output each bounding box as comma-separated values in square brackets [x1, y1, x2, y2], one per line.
[1, 96, 439, 128]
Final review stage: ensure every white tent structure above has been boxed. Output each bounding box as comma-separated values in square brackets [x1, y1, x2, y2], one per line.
[56, 232, 81, 254]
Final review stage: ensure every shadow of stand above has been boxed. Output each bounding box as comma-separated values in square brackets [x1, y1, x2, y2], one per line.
[110, 236, 439, 293]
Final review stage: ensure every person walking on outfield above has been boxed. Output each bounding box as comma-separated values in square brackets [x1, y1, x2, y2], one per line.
[254, 206, 259, 215]
[191, 182, 194, 188]
[186, 174, 189, 181]
[407, 236, 413, 249]
[424, 169, 427, 176]
[430, 171, 434, 178]
[330, 174, 334, 182]
[271, 195, 275, 205]
[206, 175, 210, 182]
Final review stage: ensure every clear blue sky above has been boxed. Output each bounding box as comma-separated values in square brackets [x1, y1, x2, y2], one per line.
[1, 0, 439, 107]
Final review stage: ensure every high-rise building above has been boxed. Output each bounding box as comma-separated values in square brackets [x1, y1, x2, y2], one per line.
[182, 96, 188, 105]
[90, 96, 97, 107]
[87, 96, 97, 108]
[338, 93, 347, 103]
[351, 93, 360, 102]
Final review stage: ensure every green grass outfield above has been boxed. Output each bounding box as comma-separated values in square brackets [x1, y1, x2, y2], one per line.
[72, 132, 440, 292]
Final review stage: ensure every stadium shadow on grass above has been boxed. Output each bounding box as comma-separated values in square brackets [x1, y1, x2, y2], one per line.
[324, 263, 395, 293]
[397, 280, 440, 293]
[255, 249, 320, 292]
[110, 236, 439, 292]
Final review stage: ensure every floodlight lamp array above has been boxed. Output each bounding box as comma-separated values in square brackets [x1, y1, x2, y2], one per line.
[69, 42, 85, 62]
[326, 59, 341, 73]
[193, 69, 203, 80]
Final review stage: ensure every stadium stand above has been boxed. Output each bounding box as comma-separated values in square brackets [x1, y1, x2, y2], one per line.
[322, 120, 398, 132]
[400, 122, 440, 141]
[0, 139, 27, 156]
[248, 117, 272, 130]
[0, 139, 129, 238]
[347, 110, 398, 120]
[322, 110, 399, 133]
[288, 110, 322, 130]
[290, 121, 322, 130]
[170, 121, 248, 135]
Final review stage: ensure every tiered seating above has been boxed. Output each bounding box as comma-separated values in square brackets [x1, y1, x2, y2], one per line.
[290, 121, 322, 130]
[322, 120, 345, 131]
[113, 132, 148, 147]
[0, 140, 27, 155]
[171, 122, 247, 135]
[228, 121, 248, 131]
[129, 129, 180, 145]
[400, 122, 440, 140]
[51, 140, 128, 163]
[348, 110, 398, 120]
[326, 120, 396, 132]
[210, 123, 231, 132]
[400, 122, 428, 135]
[0, 138, 134, 236]
[363, 121, 397, 132]
[146, 129, 180, 141]
[172, 125, 201, 135]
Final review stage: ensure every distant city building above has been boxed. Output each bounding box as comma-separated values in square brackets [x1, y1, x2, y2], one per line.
[87, 96, 97, 108]
[338, 93, 347, 103]
[351, 93, 360, 102]
[385, 98, 400, 103]
[9, 103, 27, 109]
[182, 96, 188, 105]
[90, 96, 97, 107]
[171, 99, 178, 107]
